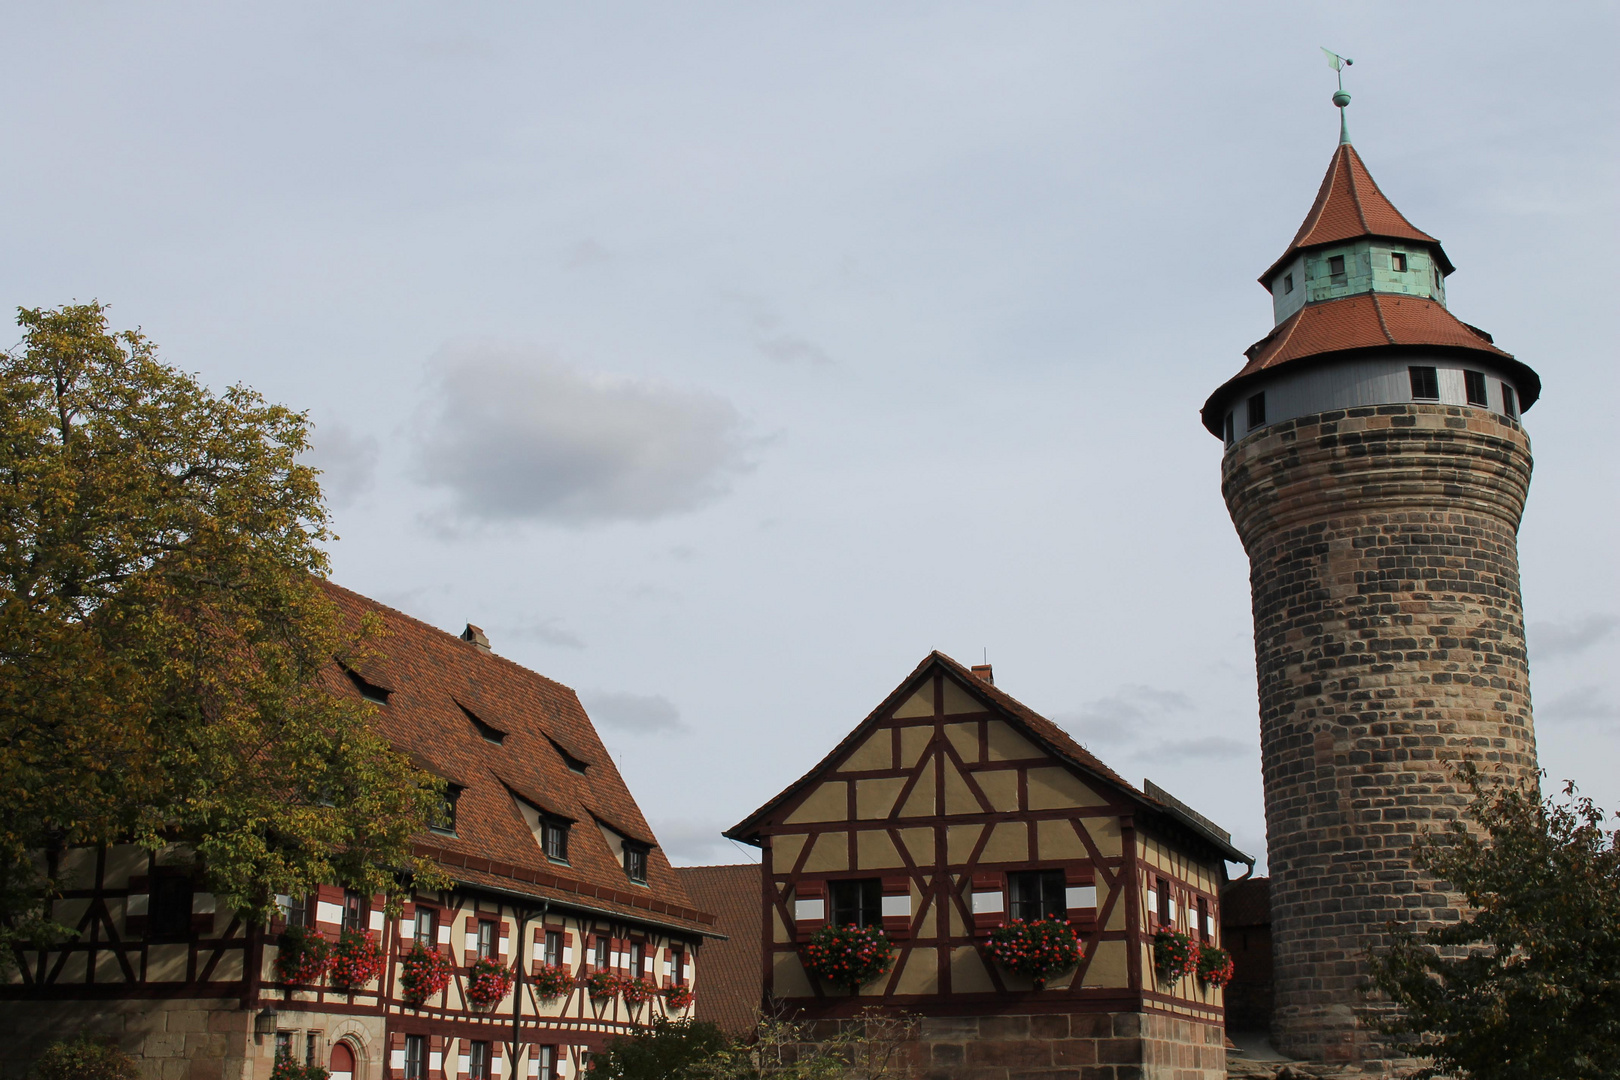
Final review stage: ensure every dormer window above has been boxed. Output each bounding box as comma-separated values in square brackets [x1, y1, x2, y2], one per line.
[433, 785, 462, 836]
[541, 817, 570, 862]
[1282, 272, 1294, 294]
[459, 703, 506, 745]
[549, 738, 589, 775]
[345, 669, 390, 704]
[1328, 254, 1347, 285]
[624, 843, 649, 885]
[1390, 252, 1408, 272]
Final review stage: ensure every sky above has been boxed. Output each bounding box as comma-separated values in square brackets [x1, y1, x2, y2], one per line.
[3, 3, 1615, 873]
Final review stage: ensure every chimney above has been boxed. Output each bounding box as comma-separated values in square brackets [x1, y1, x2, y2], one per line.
[460, 624, 491, 653]
[970, 663, 994, 686]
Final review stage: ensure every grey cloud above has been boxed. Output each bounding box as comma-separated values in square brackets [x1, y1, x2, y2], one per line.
[564, 240, 611, 270]
[412, 344, 750, 526]
[1053, 684, 1194, 749]
[1143, 737, 1251, 763]
[1529, 615, 1618, 660]
[727, 293, 832, 366]
[304, 421, 379, 508]
[1542, 685, 1617, 723]
[581, 690, 687, 734]
[649, 817, 758, 867]
[504, 618, 585, 649]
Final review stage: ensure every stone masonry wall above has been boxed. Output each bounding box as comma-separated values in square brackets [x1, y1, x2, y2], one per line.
[1221, 403, 1539, 1063]
[0, 999, 253, 1080]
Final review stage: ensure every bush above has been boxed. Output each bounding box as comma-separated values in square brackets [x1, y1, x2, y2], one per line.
[529, 962, 574, 999]
[271, 1056, 330, 1080]
[327, 929, 384, 991]
[800, 924, 894, 993]
[399, 945, 454, 1006]
[590, 1017, 730, 1080]
[33, 1037, 139, 1080]
[275, 926, 330, 985]
[1195, 945, 1233, 989]
[466, 958, 515, 1008]
[585, 969, 621, 1000]
[1152, 930, 1197, 982]
[986, 919, 1082, 985]
[663, 983, 695, 1010]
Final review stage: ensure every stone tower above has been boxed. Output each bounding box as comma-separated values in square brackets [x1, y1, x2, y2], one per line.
[1202, 96, 1542, 1063]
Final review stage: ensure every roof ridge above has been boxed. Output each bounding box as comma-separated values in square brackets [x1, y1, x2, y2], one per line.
[1346, 145, 1373, 234]
[1371, 292, 1396, 345]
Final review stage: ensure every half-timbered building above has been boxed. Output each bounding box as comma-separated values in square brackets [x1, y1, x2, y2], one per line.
[1, 582, 718, 1080]
[724, 653, 1250, 1080]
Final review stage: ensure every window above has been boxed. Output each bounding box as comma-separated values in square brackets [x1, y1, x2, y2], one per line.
[1434, 265, 1442, 290]
[1247, 392, 1266, 430]
[1409, 366, 1440, 400]
[624, 843, 648, 885]
[433, 786, 462, 836]
[1156, 877, 1172, 926]
[459, 703, 506, 745]
[1224, 412, 1235, 446]
[275, 1032, 293, 1062]
[542, 818, 570, 862]
[306, 1032, 319, 1066]
[149, 874, 192, 940]
[629, 942, 645, 980]
[277, 894, 309, 929]
[478, 919, 497, 961]
[544, 930, 562, 967]
[1465, 370, 1488, 407]
[537, 1047, 557, 1080]
[549, 738, 589, 775]
[1007, 870, 1065, 922]
[1197, 897, 1210, 941]
[413, 907, 436, 949]
[829, 878, 881, 929]
[342, 891, 366, 934]
[670, 945, 687, 986]
[404, 1035, 426, 1080]
[593, 936, 609, 970]
[469, 1041, 492, 1080]
[1390, 252, 1408, 273]
[1328, 254, 1347, 284]
[1502, 383, 1519, 418]
[1282, 271, 1294, 294]
[345, 668, 389, 704]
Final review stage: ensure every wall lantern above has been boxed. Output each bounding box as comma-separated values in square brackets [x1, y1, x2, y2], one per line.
[253, 1005, 279, 1043]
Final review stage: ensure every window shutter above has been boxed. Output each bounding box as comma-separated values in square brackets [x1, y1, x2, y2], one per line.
[388, 1032, 406, 1080]
[464, 916, 480, 967]
[792, 880, 826, 941]
[315, 885, 345, 938]
[429, 1035, 447, 1080]
[369, 893, 387, 934]
[456, 1040, 470, 1080]
[970, 871, 1005, 934]
[1064, 865, 1098, 931]
[124, 877, 150, 937]
[562, 931, 574, 968]
[399, 902, 417, 946]
[880, 877, 911, 940]
[499, 920, 511, 964]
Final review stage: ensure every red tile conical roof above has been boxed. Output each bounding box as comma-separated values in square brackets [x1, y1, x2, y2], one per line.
[1260, 143, 1451, 285]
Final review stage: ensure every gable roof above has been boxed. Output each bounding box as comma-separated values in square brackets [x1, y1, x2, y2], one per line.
[1199, 292, 1540, 434]
[319, 580, 717, 936]
[724, 650, 1250, 866]
[1261, 142, 1451, 285]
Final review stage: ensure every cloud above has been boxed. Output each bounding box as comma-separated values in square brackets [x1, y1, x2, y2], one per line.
[1053, 684, 1194, 750]
[504, 618, 585, 649]
[1143, 736, 1251, 763]
[581, 690, 686, 734]
[1530, 615, 1618, 660]
[1541, 685, 1618, 723]
[564, 240, 611, 270]
[411, 344, 750, 526]
[727, 293, 832, 366]
[648, 817, 758, 867]
[304, 421, 379, 508]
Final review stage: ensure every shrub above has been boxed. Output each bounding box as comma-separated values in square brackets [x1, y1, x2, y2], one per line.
[275, 926, 330, 985]
[271, 1055, 330, 1080]
[1196, 945, 1234, 988]
[662, 983, 694, 1011]
[1152, 930, 1197, 982]
[800, 924, 894, 993]
[589, 1017, 729, 1080]
[620, 977, 657, 1005]
[528, 962, 574, 1000]
[328, 929, 384, 991]
[399, 945, 454, 1006]
[986, 919, 1083, 986]
[33, 1037, 139, 1080]
[585, 969, 622, 1000]
[466, 958, 515, 1008]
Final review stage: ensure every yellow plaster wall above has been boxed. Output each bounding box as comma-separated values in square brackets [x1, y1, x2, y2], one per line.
[985, 721, 1039, 761]
[941, 678, 983, 716]
[1036, 818, 1086, 860]
[1027, 767, 1109, 810]
[899, 768, 936, 818]
[950, 947, 994, 993]
[1086, 815, 1123, 857]
[943, 722, 979, 763]
[892, 686, 934, 719]
[784, 782, 848, 824]
[772, 906, 791, 945]
[856, 830, 903, 869]
[945, 824, 982, 864]
[899, 725, 933, 766]
[855, 778, 907, 819]
[839, 730, 892, 772]
[942, 762, 979, 814]
[895, 948, 940, 994]
[773, 952, 814, 998]
[896, 828, 933, 866]
[1085, 940, 1129, 988]
[974, 768, 1018, 811]
[770, 833, 806, 871]
[980, 822, 1027, 864]
[104, 845, 145, 888]
[801, 833, 849, 873]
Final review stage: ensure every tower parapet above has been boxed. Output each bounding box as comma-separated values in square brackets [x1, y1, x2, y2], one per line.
[1205, 101, 1542, 1064]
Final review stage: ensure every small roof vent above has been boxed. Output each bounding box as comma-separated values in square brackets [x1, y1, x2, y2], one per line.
[970, 663, 994, 685]
[461, 624, 490, 653]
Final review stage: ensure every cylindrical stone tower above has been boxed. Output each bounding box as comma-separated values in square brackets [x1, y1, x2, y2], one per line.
[1202, 99, 1542, 1064]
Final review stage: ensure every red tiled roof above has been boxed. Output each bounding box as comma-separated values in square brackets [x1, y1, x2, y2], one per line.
[676, 865, 763, 1035]
[1261, 143, 1450, 284]
[1220, 876, 1269, 929]
[725, 651, 1250, 865]
[319, 580, 717, 936]
[1199, 293, 1539, 434]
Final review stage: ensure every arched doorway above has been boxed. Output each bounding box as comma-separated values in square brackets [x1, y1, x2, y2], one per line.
[329, 1041, 356, 1080]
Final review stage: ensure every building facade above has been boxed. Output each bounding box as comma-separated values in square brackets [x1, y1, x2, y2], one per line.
[725, 653, 1250, 1080]
[1202, 99, 1542, 1063]
[1, 583, 717, 1080]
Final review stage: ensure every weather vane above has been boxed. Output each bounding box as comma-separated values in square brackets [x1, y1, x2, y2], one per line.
[1322, 47, 1354, 144]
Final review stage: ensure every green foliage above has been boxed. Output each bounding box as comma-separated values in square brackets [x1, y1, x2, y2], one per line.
[1366, 765, 1620, 1080]
[0, 303, 448, 972]
[33, 1036, 139, 1080]
[799, 924, 894, 993]
[275, 925, 331, 984]
[590, 1018, 730, 1080]
[985, 918, 1082, 983]
[271, 1056, 330, 1080]
[1151, 929, 1196, 982]
[683, 1010, 917, 1080]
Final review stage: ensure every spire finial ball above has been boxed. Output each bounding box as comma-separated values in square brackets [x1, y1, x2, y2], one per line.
[1332, 90, 1351, 109]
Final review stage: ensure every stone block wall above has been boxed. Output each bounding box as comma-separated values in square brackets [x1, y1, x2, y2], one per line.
[0, 999, 253, 1080]
[1221, 404, 1539, 1062]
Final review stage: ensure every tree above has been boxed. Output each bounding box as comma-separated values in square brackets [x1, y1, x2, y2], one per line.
[32, 1036, 139, 1080]
[0, 302, 446, 969]
[591, 1018, 731, 1080]
[1366, 764, 1620, 1080]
